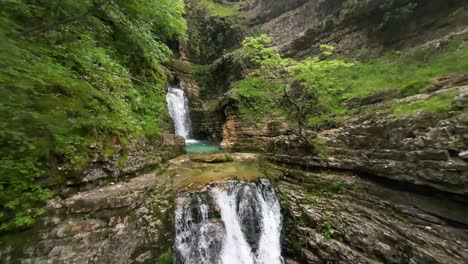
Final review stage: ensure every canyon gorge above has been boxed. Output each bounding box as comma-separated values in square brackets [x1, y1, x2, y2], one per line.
[1, 0, 468, 263]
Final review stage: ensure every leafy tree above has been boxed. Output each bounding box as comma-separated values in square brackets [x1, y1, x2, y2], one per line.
[0, 0, 186, 232]
[232, 35, 352, 145]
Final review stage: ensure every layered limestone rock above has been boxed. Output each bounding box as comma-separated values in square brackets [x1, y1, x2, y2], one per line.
[0, 153, 267, 263]
[262, 164, 468, 264]
[0, 134, 185, 263]
[78, 134, 185, 187]
[221, 74, 468, 195]
[247, 0, 468, 58]
[0, 171, 176, 264]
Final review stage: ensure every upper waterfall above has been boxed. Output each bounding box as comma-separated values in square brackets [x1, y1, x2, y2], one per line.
[174, 180, 283, 264]
[166, 87, 194, 142]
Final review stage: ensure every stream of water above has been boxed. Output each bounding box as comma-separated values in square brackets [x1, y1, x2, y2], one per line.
[166, 87, 283, 263]
[166, 86, 220, 153]
[166, 87, 193, 141]
[174, 180, 283, 264]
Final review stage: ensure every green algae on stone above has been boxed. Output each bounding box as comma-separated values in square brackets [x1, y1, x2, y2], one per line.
[164, 153, 267, 191]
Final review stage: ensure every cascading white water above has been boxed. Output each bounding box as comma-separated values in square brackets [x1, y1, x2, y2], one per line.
[166, 87, 194, 142]
[212, 188, 255, 264]
[174, 180, 284, 264]
[255, 180, 283, 263]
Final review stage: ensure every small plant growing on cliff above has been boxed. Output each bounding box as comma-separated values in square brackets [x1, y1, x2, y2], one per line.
[310, 138, 329, 159]
[84, 212, 96, 220]
[157, 249, 173, 264]
[297, 216, 309, 227]
[353, 182, 367, 193]
[306, 194, 318, 205]
[316, 220, 334, 240]
[330, 180, 345, 193]
[291, 239, 303, 251]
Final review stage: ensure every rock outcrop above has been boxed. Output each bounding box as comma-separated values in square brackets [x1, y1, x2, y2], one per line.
[0, 171, 176, 264]
[222, 75, 468, 195]
[247, 0, 468, 58]
[262, 164, 468, 264]
[81, 134, 184, 184]
[0, 134, 185, 263]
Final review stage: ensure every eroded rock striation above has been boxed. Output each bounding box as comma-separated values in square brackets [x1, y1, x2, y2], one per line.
[222, 75, 468, 196]
[262, 164, 468, 264]
[0, 134, 185, 263]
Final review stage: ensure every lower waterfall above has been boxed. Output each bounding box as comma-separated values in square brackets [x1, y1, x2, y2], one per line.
[174, 180, 283, 264]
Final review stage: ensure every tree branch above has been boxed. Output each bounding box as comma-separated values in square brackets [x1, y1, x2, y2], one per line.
[283, 84, 310, 145]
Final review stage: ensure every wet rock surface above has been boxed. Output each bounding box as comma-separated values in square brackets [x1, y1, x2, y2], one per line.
[174, 179, 283, 264]
[0, 153, 269, 264]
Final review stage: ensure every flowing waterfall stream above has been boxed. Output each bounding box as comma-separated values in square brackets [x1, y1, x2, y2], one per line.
[166, 86, 220, 152]
[174, 180, 283, 264]
[166, 87, 196, 143]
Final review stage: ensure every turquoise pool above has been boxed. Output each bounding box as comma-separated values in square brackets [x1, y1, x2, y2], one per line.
[185, 140, 221, 153]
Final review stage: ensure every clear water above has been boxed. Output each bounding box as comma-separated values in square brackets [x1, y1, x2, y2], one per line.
[185, 141, 221, 153]
[166, 87, 222, 154]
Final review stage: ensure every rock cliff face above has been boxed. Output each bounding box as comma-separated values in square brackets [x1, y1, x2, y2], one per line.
[0, 134, 185, 264]
[247, 0, 468, 58]
[5, 1, 467, 263]
[79, 134, 185, 188]
[0, 170, 176, 264]
[181, 1, 468, 263]
[221, 75, 468, 196]
[262, 164, 468, 264]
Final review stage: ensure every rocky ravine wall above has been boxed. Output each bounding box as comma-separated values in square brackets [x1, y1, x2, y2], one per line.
[0, 134, 185, 263]
[221, 74, 468, 196]
[261, 163, 468, 264]
[247, 0, 468, 58]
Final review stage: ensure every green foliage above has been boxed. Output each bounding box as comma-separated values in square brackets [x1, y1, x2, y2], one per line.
[157, 249, 173, 264]
[235, 35, 284, 68]
[306, 194, 318, 205]
[232, 33, 468, 140]
[387, 91, 459, 116]
[335, 36, 468, 99]
[315, 220, 333, 240]
[353, 182, 367, 193]
[291, 239, 303, 251]
[231, 75, 285, 122]
[297, 216, 309, 227]
[185, 0, 246, 63]
[84, 212, 96, 220]
[310, 138, 328, 158]
[231, 35, 352, 132]
[199, 0, 243, 17]
[0, 0, 186, 232]
[193, 63, 217, 96]
[377, 0, 418, 31]
[330, 180, 345, 193]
